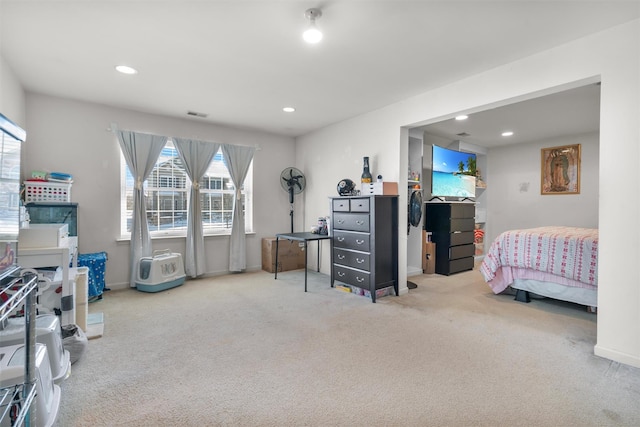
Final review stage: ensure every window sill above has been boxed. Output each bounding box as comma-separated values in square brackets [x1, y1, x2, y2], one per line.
[116, 231, 256, 243]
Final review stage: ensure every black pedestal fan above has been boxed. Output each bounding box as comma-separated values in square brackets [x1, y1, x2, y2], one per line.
[408, 189, 423, 289]
[280, 167, 306, 233]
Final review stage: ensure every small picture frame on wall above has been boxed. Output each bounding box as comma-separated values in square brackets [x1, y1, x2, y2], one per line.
[541, 144, 581, 194]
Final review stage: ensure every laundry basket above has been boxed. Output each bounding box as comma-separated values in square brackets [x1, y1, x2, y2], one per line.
[77, 252, 107, 301]
[24, 181, 72, 203]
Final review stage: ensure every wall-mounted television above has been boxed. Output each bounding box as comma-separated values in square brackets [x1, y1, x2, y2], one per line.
[431, 145, 476, 200]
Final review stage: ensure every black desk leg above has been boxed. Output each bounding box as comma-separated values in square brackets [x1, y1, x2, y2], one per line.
[304, 241, 308, 292]
[317, 240, 321, 272]
[274, 237, 279, 280]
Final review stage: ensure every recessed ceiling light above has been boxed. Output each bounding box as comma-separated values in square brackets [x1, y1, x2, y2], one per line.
[502, 131, 514, 137]
[115, 65, 138, 75]
[283, 107, 296, 113]
[455, 115, 468, 121]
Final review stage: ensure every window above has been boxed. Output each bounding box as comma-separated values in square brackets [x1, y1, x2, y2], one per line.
[120, 141, 253, 236]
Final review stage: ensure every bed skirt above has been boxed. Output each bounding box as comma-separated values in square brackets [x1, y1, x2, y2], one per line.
[510, 278, 597, 307]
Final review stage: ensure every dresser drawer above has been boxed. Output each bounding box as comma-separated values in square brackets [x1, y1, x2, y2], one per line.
[332, 198, 350, 212]
[449, 244, 474, 260]
[333, 231, 370, 252]
[349, 198, 370, 212]
[333, 248, 370, 271]
[450, 231, 474, 246]
[425, 203, 475, 231]
[450, 218, 475, 232]
[333, 264, 370, 289]
[431, 231, 474, 247]
[449, 203, 476, 218]
[333, 213, 369, 232]
[447, 257, 474, 274]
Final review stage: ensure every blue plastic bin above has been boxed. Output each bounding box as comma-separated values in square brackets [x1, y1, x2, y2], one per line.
[78, 252, 108, 300]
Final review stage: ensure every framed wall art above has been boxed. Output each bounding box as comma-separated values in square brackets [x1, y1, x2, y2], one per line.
[541, 144, 581, 194]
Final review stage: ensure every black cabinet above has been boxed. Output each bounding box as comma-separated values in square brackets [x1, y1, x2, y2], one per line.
[330, 195, 398, 303]
[425, 203, 475, 275]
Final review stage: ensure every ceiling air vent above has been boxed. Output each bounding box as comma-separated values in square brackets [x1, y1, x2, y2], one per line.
[456, 132, 470, 137]
[187, 111, 208, 118]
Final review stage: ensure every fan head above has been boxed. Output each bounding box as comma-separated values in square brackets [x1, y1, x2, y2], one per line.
[280, 167, 306, 203]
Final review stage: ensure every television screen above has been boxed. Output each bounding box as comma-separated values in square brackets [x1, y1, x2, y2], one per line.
[431, 145, 476, 199]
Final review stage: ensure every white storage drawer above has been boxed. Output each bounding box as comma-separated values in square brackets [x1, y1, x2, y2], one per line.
[19, 223, 69, 248]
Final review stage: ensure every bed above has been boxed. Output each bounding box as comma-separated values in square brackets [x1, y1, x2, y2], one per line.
[479, 226, 598, 308]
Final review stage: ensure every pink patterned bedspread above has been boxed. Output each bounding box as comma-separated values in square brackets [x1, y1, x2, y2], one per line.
[480, 226, 598, 294]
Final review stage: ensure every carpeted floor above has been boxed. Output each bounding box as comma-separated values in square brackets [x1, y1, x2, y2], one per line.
[55, 269, 640, 426]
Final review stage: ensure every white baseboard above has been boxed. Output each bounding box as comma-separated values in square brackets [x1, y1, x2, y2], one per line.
[594, 344, 640, 369]
[407, 266, 423, 277]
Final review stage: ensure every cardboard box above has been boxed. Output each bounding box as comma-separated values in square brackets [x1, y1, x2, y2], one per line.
[361, 181, 398, 195]
[422, 230, 436, 274]
[261, 237, 306, 273]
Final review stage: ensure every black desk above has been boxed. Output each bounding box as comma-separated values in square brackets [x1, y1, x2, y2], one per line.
[274, 232, 331, 292]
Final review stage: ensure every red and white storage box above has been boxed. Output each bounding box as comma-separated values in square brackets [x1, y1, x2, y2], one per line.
[24, 181, 72, 203]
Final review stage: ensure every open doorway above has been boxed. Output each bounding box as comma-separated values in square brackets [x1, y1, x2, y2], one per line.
[406, 82, 600, 284]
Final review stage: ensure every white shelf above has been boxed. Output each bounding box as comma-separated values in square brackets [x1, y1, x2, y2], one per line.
[0, 273, 39, 427]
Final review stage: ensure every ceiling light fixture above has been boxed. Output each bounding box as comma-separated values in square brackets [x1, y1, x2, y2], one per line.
[115, 65, 138, 75]
[283, 107, 296, 113]
[455, 115, 468, 121]
[303, 8, 323, 44]
[502, 131, 514, 137]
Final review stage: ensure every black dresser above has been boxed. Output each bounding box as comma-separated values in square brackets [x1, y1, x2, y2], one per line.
[330, 195, 398, 303]
[424, 202, 475, 275]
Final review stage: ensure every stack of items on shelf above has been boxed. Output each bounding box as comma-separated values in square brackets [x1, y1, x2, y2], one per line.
[0, 276, 65, 427]
[334, 283, 395, 300]
[24, 171, 73, 203]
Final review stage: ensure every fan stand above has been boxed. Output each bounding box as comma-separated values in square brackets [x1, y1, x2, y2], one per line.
[280, 167, 306, 233]
[289, 187, 295, 233]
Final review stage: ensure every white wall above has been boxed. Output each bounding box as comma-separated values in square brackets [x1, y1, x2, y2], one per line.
[486, 132, 599, 244]
[296, 20, 640, 367]
[0, 55, 25, 126]
[23, 93, 297, 287]
[407, 133, 424, 276]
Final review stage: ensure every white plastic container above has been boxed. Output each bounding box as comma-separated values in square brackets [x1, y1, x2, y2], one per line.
[136, 249, 186, 293]
[0, 314, 71, 384]
[18, 223, 69, 248]
[74, 266, 89, 331]
[0, 343, 61, 427]
[24, 181, 72, 203]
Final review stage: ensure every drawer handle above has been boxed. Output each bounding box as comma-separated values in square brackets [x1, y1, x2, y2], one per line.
[356, 258, 365, 264]
[337, 271, 346, 277]
[356, 276, 365, 283]
[337, 219, 345, 224]
[356, 220, 364, 225]
[337, 237, 345, 242]
[356, 239, 365, 245]
[337, 254, 345, 260]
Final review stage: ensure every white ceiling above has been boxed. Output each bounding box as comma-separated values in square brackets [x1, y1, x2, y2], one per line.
[0, 1, 637, 138]
[419, 83, 601, 148]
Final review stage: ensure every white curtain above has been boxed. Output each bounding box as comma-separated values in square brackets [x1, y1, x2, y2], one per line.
[173, 138, 221, 278]
[115, 130, 168, 287]
[221, 144, 255, 272]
